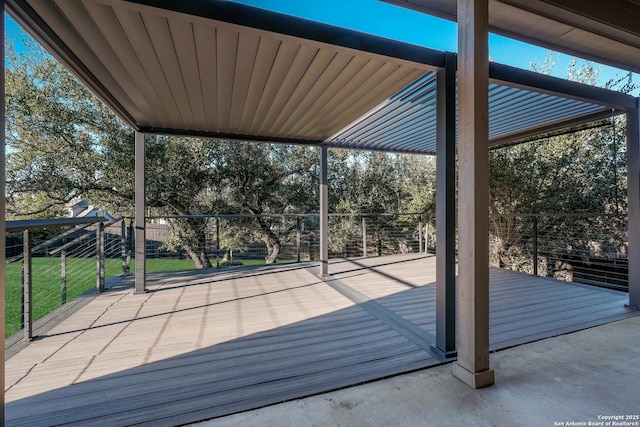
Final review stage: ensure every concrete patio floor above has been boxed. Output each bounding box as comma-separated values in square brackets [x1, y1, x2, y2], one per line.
[200, 315, 640, 427]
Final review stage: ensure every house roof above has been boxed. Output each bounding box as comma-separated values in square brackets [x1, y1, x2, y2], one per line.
[6, 0, 637, 154]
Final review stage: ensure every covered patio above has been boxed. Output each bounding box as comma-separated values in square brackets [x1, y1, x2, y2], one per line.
[2, 0, 640, 424]
[6, 254, 638, 426]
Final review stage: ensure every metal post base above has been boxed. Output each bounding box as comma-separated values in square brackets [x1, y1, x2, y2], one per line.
[430, 344, 457, 359]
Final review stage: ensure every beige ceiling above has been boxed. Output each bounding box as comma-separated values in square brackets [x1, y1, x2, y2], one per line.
[384, 0, 640, 74]
[7, 0, 434, 142]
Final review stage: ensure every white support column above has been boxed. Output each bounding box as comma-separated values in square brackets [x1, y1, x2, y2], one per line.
[452, 0, 495, 388]
[1, 4, 7, 422]
[135, 131, 147, 293]
[626, 101, 640, 308]
[319, 145, 329, 278]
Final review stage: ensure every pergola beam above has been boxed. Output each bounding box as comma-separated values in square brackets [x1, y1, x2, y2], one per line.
[488, 63, 636, 111]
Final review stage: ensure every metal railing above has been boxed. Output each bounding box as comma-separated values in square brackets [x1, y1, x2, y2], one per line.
[5, 211, 628, 340]
[144, 213, 434, 270]
[5, 217, 128, 339]
[489, 213, 628, 291]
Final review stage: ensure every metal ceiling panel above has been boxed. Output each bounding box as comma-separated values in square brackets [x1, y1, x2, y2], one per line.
[328, 72, 614, 154]
[8, 0, 436, 143]
[5, 0, 635, 155]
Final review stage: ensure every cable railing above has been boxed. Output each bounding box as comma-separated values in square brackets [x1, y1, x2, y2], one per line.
[144, 213, 434, 271]
[489, 213, 628, 291]
[7, 211, 626, 341]
[5, 217, 127, 339]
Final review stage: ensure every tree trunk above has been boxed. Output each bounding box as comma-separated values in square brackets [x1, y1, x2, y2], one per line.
[167, 217, 213, 269]
[264, 236, 281, 264]
[183, 244, 211, 269]
[193, 226, 213, 268]
[253, 215, 283, 264]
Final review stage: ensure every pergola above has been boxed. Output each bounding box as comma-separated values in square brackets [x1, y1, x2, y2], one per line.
[1, 0, 639, 420]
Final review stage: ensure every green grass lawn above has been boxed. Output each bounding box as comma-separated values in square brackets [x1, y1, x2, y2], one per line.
[5, 257, 124, 338]
[5, 256, 296, 337]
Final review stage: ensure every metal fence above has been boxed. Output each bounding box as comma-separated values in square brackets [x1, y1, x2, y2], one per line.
[4, 213, 431, 341]
[7, 211, 627, 341]
[489, 213, 628, 291]
[144, 213, 434, 268]
[5, 217, 126, 339]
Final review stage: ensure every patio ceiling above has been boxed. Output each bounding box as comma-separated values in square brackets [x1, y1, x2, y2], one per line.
[384, 0, 640, 75]
[5, 0, 637, 155]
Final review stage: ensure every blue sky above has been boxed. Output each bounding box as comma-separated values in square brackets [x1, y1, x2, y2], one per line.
[232, 0, 639, 95]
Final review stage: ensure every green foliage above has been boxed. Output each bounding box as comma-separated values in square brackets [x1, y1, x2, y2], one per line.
[329, 150, 435, 216]
[490, 124, 626, 215]
[211, 143, 319, 263]
[6, 38, 134, 218]
[327, 151, 436, 255]
[489, 123, 628, 271]
[489, 55, 635, 273]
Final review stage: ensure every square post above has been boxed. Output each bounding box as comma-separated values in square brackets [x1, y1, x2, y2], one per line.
[319, 145, 329, 278]
[533, 216, 539, 276]
[296, 217, 301, 263]
[121, 219, 129, 275]
[61, 251, 67, 304]
[626, 100, 640, 308]
[452, 0, 495, 388]
[362, 216, 368, 257]
[96, 222, 105, 292]
[432, 51, 457, 359]
[135, 131, 147, 293]
[216, 218, 220, 268]
[23, 230, 33, 341]
[425, 223, 430, 253]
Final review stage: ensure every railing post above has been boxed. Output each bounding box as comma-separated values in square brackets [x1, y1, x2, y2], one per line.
[419, 221, 423, 253]
[121, 220, 129, 275]
[23, 230, 33, 341]
[20, 263, 24, 331]
[362, 217, 367, 257]
[425, 223, 430, 253]
[533, 216, 538, 276]
[296, 217, 301, 263]
[127, 220, 133, 271]
[96, 222, 105, 292]
[216, 218, 220, 268]
[61, 250, 67, 305]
